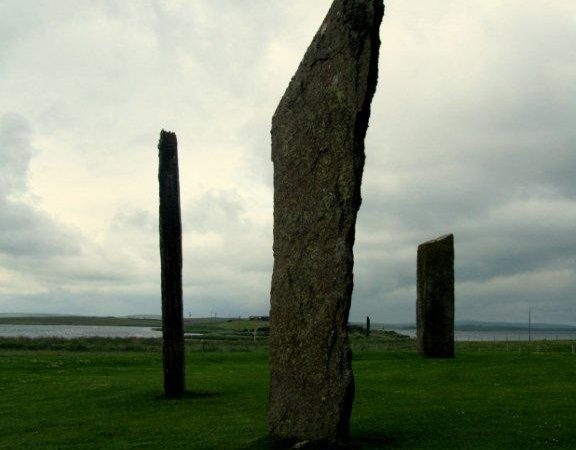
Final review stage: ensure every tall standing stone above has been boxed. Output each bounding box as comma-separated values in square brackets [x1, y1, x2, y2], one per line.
[366, 316, 371, 337]
[268, 0, 384, 445]
[416, 234, 455, 358]
[158, 130, 185, 397]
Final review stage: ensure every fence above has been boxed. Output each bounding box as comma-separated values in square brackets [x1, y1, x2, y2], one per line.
[1, 335, 574, 354]
[184, 337, 576, 354]
[349, 338, 576, 354]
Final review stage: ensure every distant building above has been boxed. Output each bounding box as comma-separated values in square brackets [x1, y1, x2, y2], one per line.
[249, 315, 270, 321]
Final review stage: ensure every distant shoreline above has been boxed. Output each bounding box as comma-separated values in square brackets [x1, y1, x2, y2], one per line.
[1, 315, 576, 331]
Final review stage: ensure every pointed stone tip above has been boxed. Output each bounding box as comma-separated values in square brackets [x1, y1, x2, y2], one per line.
[160, 129, 176, 138]
[419, 234, 454, 248]
[158, 129, 177, 149]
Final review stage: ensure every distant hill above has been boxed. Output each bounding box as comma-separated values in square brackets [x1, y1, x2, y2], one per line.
[0, 315, 246, 327]
[454, 320, 576, 332]
[0, 315, 162, 327]
[122, 315, 162, 320]
[3, 315, 575, 332]
[368, 320, 576, 332]
[0, 313, 70, 317]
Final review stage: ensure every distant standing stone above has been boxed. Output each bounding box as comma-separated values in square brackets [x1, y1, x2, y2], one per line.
[416, 234, 455, 358]
[268, 0, 384, 445]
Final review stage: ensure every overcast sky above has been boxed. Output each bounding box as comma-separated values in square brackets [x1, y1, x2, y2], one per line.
[1, 0, 575, 324]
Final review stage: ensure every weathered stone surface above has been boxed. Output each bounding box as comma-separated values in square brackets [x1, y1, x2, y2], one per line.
[158, 130, 185, 397]
[416, 234, 455, 359]
[268, 0, 384, 444]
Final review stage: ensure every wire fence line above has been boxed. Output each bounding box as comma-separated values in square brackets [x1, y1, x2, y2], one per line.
[184, 337, 576, 354]
[454, 339, 576, 355]
[1, 335, 575, 354]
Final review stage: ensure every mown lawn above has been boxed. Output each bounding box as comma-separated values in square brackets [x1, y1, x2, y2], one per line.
[1, 349, 575, 449]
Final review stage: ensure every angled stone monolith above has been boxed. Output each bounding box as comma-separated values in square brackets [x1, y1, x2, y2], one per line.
[366, 316, 371, 337]
[158, 130, 185, 397]
[416, 234, 455, 358]
[268, 0, 384, 445]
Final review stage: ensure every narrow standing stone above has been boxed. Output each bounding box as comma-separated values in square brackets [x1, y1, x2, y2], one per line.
[416, 234, 455, 358]
[268, 0, 384, 445]
[366, 316, 371, 337]
[158, 130, 185, 397]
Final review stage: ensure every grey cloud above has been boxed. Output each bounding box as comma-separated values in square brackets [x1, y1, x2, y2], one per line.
[0, 114, 34, 192]
[0, 290, 160, 317]
[0, 200, 79, 257]
[349, 0, 576, 323]
[0, 115, 81, 258]
[1, 1, 575, 325]
[184, 189, 246, 233]
[0, 1, 77, 66]
[239, 117, 275, 187]
[111, 207, 155, 232]
[454, 265, 576, 326]
[0, 288, 271, 320]
[179, 189, 273, 315]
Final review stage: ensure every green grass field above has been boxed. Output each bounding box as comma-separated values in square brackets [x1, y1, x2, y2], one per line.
[1, 346, 575, 449]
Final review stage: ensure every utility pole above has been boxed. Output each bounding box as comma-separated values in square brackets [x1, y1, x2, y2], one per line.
[528, 309, 532, 343]
[158, 130, 185, 398]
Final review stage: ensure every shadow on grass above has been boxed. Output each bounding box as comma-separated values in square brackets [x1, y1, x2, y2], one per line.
[154, 390, 219, 401]
[243, 432, 394, 450]
[351, 433, 398, 449]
